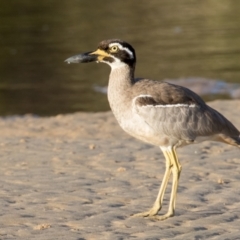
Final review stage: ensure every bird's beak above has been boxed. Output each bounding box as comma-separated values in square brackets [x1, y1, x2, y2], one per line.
[65, 49, 110, 64]
[65, 51, 97, 64]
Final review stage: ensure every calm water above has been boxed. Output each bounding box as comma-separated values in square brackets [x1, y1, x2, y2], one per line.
[1, 0, 240, 116]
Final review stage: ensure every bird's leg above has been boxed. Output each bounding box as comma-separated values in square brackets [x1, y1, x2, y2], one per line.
[132, 148, 172, 217]
[152, 147, 182, 220]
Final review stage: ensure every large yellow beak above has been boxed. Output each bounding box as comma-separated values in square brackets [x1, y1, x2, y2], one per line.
[89, 49, 111, 61]
[65, 49, 110, 64]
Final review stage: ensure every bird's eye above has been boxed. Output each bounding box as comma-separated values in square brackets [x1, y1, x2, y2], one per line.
[110, 46, 119, 53]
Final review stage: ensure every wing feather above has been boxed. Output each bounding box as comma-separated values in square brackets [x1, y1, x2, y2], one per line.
[132, 81, 238, 141]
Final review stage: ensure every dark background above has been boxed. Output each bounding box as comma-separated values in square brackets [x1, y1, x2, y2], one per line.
[1, 0, 240, 116]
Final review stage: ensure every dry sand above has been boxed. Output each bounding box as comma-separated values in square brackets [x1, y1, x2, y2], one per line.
[0, 100, 240, 240]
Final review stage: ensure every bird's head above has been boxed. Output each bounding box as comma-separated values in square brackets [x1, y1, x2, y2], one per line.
[65, 39, 136, 69]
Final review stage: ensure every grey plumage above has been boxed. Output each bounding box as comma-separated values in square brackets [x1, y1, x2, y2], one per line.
[132, 80, 240, 147]
[66, 39, 240, 220]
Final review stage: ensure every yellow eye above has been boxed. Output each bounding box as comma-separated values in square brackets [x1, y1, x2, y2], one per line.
[110, 45, 119, 53]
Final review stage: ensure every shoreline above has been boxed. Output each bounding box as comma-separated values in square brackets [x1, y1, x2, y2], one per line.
[1, 100, 240, 239]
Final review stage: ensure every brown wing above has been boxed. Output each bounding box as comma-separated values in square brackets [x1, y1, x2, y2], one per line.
[132, 80, 240, 143]
[133, 80, 206, 106]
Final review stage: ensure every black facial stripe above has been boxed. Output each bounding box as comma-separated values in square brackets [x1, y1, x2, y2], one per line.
[115, 50, 134, 63]
[98, 39, 136, 67]
[111, 49, 135, 66]
[98, 39, 135, 56]
[103, 56, 114, 63]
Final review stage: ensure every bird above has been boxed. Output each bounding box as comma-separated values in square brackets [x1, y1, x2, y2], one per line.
[65, 39, 240, 220]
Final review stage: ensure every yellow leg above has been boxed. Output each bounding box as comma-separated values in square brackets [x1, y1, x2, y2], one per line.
[132, 146, 182, 220]
[153, 146, 182, 220]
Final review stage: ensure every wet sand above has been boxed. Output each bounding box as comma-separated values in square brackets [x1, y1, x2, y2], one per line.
[0, 100, 240, 240]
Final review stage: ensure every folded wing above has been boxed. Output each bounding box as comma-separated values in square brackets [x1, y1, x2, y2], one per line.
[132, 81, 239, 144]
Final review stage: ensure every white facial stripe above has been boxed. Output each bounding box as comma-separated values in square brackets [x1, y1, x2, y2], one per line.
[109, 43, 134, 59]
[101, 55, 127, 69]
[133, 95, 196, 108]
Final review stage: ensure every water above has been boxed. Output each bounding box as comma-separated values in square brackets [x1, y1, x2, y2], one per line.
[1, 0, 240, 116]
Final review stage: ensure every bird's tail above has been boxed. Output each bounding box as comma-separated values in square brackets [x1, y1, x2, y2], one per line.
[234, 136, 240, 148]
[218, 134, 240, 148]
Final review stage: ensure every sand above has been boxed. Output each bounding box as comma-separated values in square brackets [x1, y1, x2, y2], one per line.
[0, 100, 240, 240]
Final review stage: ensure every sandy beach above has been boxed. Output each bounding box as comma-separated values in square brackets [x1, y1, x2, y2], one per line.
[0, 100, 240, 240]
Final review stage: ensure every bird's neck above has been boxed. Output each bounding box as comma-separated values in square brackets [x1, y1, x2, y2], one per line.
[107, 64, 135, 116]
[109, 64, 135, 90]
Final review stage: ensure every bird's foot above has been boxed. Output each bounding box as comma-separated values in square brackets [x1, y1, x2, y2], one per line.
[149, 211, 174, 221]
[132, 209, 174, 221]
[132, 207, 160, 218]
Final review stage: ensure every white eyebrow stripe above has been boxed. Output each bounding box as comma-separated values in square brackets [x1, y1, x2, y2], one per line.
[109, 42, 134, 58]
[132, 95, 197, 108]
